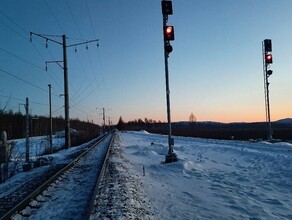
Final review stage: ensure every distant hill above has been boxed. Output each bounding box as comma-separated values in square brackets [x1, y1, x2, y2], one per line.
[175, 118, 292, 125]
[174, 121, 224, 125]
[274, 118, 292, 124]
[126, 118, 292, 140]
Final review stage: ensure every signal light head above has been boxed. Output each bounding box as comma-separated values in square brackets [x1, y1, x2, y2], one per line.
[166, 26, 173, 34]
[164, 26, 174, 41]
[267, 70, 273, 77]
[265, 53, 273, 64]
[165, 43, 173, 53]
[264, 39, 272, 52]
[161, 1, 173, 15]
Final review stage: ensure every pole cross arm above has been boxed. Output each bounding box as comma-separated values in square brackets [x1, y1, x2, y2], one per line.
[30, 32, 63, 45]
[46, 61, 64, 70]
[30, 32, 99, 49]
[67, 39, 99, 48]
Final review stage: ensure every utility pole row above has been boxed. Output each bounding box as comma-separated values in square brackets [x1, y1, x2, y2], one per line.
[30, 32, 99, 148]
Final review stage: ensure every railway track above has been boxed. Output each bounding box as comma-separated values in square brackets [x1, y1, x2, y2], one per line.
[0, 132, 114, 219]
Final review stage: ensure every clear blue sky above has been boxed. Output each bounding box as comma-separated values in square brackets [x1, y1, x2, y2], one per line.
[1, 0, 292, 125]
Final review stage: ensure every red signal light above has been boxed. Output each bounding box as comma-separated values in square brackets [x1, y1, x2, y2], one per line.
[265, 53, 273, 64]
[166, 26, 173, 34]
[164, 26, 174, 41]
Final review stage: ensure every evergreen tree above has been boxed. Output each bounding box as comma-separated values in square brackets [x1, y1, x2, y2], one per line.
[117, 116, 126, 130]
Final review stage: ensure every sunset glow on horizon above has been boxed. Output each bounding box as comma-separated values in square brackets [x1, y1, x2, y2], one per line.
[1, 1, 292, 125]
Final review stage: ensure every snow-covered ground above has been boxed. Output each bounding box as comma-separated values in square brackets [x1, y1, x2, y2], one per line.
[17, 135, 113, 219]
[9, 135, 65, 161]
[1, 131, 292, 219]
[119, 131, 292, 219]
[0, 137, 92, 201]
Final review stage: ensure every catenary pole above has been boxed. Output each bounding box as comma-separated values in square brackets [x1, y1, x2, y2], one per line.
[25, 97, 29, 163]
[63, 35, 70, 148]
[48, 84, 53, 153]
[103, 108, 106, 133]
[30, 32, 99, 148]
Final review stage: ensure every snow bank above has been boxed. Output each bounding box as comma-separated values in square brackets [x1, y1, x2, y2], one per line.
[120, 131, 292, 219]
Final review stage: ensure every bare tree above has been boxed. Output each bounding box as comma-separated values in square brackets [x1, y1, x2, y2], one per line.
[6, 141, 20, 178]
[189, 113, 196, 122]
[0, 95, 11, 113]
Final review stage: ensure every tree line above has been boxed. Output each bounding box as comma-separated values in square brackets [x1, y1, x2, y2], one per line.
[0, 109, 100, 144]
[117, 116, 292, 140]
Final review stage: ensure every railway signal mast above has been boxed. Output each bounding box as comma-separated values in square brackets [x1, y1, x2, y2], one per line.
[161, 0, 177, 163]
[262, 39, 273, 140]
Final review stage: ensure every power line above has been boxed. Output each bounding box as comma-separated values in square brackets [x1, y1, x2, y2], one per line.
[86, 50, 98, 82]
[0, 67, 59, 97]
[0, 47, 45, 71]
[0, 10, 64, 90]
[71, 77, 103, 105]
[70, 52, 90, 100]
[0, 19, 27, 41]
[65, 0, 83, 38]
[0, 94, 53, 107]
[0, 94, 23, 103]
[45, 1, 100, 109]
[45, 68, 64, 91]
[0, 9, 55, 50]
[43, 0, 65, 34]
[85, 0, 96, 38]
[0, 68, 47, 92]
[69, 82, 103, 122]
[0, 4, 101, 123]
[67, 37, 90, 42]
[68, 39, 100, 101]
[31, 32, 99, 148]
[0, 10, 28, 34]
[71, 81, 101, 108]
[52, 105, 64, 115]
[71, 73, 88, 100]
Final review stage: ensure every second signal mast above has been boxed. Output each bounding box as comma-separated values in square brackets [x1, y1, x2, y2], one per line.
[262, 39, 273, 140]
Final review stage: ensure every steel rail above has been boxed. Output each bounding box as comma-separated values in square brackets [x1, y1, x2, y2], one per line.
[0, 132, 111, 220]
[83, 131, 116, 219]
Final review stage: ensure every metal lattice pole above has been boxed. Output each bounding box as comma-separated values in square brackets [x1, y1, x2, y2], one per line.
[162, 0, 177, 163]
[262, 40, 273, 140]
